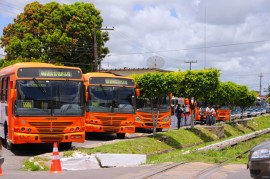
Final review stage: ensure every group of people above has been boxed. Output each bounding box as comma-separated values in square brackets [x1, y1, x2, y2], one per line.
[200, 105, 216, 126]
[174, 104, 190, 129]
[174, 104, 217, 129]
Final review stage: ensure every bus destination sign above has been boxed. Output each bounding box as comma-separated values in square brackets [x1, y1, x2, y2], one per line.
[39, 70, 72, 77]
[18, 68, 82, 79]
[90, 77, 135, 86]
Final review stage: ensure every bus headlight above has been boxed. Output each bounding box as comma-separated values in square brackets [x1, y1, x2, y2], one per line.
[136, 116, 141, 121]
[251, 149, 270, 159]
[162, 116, 170, 122]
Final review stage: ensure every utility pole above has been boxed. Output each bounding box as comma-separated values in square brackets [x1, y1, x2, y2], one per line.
[94, 27, 114, 72]
[184, 60, 197, 70]
[259, 72, 264, 96]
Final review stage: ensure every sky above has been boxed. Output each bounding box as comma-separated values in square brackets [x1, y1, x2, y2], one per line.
[1, 0, 270, 95]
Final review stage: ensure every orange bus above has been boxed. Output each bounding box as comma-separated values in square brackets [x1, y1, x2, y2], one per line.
[0, 62, 85, 150]
[217, 106, 231, 121]
[83, 72, 137, 139]
[135, 94, 172, 132]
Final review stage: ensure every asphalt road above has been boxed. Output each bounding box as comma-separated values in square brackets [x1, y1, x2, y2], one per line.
[0, 162, 252, 179]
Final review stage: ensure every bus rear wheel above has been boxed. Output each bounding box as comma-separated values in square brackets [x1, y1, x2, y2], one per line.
[4, 124, 14, 150]
[116, 133, 125, 139]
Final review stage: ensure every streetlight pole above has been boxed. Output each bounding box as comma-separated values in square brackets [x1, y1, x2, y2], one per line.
[93, 27, 114, 72]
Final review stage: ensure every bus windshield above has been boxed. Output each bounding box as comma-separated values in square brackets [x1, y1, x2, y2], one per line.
[87, 86, 135, 113]
[136, 96, 170, 113]
[15, 80, 84, 116]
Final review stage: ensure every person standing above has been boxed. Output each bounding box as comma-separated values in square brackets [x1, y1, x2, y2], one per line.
[205, 105, 211, 125]
[175, 104, 183, 129]
[199, 106, 204, 125]
[211, 106, 217, 125]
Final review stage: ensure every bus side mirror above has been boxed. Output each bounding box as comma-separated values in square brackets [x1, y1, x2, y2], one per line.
[136, 89, 140, 97]
[10, 89, 16, 100]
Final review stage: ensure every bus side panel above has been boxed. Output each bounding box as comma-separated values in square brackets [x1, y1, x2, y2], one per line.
[217, 109, 230, 121]
[135, 111, 171, 129]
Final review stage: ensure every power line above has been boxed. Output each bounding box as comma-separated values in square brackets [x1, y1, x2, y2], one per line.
[109, 39, 270, 56]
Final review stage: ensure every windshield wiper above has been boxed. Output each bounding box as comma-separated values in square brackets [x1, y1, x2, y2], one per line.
[32, 78, 46, 95]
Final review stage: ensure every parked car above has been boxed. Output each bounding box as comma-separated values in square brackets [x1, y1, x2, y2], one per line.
[230, 110, 236, 120]
[246, 108, 257, 117]
[241, 109, 248, 118]
[266, 107, 270, 113]
[255, 108, 261, 116]
[260, 107, 267, 114]
[248, 140, 270, 178]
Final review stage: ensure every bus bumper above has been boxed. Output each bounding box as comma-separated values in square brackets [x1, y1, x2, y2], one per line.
[12, 132, 85, 144]
[134, 121, 171, 129]
[85, 124, 135, 133]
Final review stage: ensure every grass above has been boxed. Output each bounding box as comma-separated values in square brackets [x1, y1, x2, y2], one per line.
[23, 157, 50, 171]
[24, 115, 270, 171]
[147, 132, 270, 164]
[74, 116, 270, 156]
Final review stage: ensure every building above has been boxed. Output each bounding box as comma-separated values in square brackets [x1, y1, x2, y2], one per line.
[101, 67, 172, 76]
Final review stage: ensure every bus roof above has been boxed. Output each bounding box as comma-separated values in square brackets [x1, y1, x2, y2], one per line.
[0, 62, 82, 78]
[0, 62, 82, 76]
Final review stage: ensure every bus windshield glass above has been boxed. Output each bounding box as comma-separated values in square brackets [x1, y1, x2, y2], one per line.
[87, 86, 135, 113]
[15, 80, 84, 116]
[136, 96, 170, 112]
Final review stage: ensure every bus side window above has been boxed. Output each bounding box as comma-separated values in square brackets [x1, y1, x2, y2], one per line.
[0, 78, 2, 101]
[2, 78, 8, 101]
[1, 78, 4, 101]
[5, 77, 9, 101]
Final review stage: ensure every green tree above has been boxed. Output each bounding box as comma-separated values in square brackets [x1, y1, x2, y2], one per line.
[234, 86, 257, 116]
[264, 84, 270, 97]
[0, 1, 109, 73]
[175, 69, 220, 128]
[133, 72, 178, 134]
[211, 81, 239, 107]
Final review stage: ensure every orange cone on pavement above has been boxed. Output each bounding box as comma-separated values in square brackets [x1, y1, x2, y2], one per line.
[0, 166, 3, 176]
[50, 142, 62, 173]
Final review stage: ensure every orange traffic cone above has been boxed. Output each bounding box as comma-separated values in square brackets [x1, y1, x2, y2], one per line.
[50, 142, 62, 173]
[0, 166, 3, 176]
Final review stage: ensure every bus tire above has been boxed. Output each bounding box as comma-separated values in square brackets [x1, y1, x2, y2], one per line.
[4, 123, 14, 150]
[6, 139, 14, 150]
[156, 128, 163, 132]
[116, 133, 125, 139]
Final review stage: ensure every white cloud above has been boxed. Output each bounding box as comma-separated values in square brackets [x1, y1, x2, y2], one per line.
[1, 0, 270, 94]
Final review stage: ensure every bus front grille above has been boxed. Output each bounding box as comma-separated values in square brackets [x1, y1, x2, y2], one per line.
[39, 134, 64, 142]
[96, 116, 128, 126]
[103, 126, 120, 133]
[29, 122, 73, 126]
[37, 127, 66, 133]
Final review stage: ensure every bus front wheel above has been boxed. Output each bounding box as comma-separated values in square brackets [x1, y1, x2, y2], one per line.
[116, 133, 125, 139]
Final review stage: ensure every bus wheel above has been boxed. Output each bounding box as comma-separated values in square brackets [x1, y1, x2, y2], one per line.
[59, 142, 72, 150]
[6, 139, 14, 150]
[116, 133, 125, 139]
[156, 128, 163, 132]
[4, 124, 14, 150]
